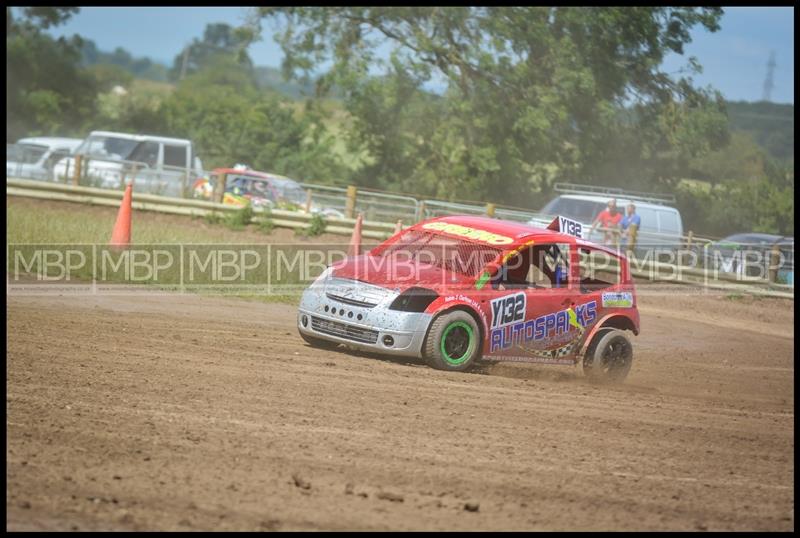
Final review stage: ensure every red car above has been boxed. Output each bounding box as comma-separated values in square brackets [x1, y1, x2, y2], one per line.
[297, 215, 639, 383]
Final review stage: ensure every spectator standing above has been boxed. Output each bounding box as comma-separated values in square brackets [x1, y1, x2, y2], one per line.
[589, 198, 623, 247]
[621, 203, 641, 254]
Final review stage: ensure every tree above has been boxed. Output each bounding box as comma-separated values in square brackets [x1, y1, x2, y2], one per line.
[246, 7, 729, 206]
[688, 131, 766, 185]
[158, 68, 345, 181]
[169, 23, 255, 82]
[88, 64, 134, 92]
[6, 7, 98, 141]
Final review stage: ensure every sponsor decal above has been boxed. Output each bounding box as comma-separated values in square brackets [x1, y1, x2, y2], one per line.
[500, 239, 535, 264]
[483, 355, 576, 365]
[422, 222, 514, 245]
[443, 294, 488, 327]
[223, 192, 249, 207]
[490, 292, 526, 329]
[601, 291, 633, 308]
[489, 298, 597, 353]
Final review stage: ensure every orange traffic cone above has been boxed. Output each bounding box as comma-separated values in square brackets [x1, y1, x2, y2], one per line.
[394, 219, 403, 235]
[110, 183, 133, 248]
[348, 213, 363, 257]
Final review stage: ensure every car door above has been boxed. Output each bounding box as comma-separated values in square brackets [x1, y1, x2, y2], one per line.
[162, 143, 191, 197]
[576, 245, 627, 335]
[483, 242, 581, 363]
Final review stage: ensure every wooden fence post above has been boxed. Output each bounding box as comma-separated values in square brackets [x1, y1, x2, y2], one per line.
[418, 200, 426, 222]
[685, 230, 694, 250]
[72, 154, 82, 187]
[182, 172, 189, 199]
[345, 185, 357, 219]
[768, 244, 781, 283]
[486, 203, 496, 217]
[214, 172, 227, 204]
[305, 189, 313, 213]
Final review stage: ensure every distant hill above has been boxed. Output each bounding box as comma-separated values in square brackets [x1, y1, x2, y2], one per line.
[726, 100, 794, 163]
[254, 66, 346, 100]
[80, 41, 331, 101]
[80, 39, 169, 82]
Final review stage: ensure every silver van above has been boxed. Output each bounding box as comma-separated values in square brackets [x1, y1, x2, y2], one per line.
[7, 137, 83, 181]
[52, 131, 204, 197]
[528, 184, 684, 256]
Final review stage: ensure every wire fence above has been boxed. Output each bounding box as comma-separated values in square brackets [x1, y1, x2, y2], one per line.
[6, 149, 793, 286]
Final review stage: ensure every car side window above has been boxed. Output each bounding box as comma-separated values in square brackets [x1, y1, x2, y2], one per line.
[579, 247, 621, 293]
[227, 176, 245, 192]
[164, 145, 187, 168]
[44, 149, 70, 170]
[492, 243, 570, 290]
[128, 141, 159, 167]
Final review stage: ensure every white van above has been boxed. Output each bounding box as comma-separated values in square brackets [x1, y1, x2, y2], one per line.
[52, 131, 204, 197]
[7, 137, 83, 181]
[528, 184, 684, 255]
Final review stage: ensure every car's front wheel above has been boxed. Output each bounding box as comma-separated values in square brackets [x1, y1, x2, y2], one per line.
[424, 310, 481, 372]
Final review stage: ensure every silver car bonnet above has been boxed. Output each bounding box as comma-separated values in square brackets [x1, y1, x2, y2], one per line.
[322, 277, 398, 308]
[298, 276, 432, 357]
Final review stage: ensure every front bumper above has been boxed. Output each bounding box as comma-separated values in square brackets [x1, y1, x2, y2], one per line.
[297, 278, 432, 358]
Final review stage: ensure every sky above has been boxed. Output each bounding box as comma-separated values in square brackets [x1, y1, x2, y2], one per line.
[46, 6, 795, 104]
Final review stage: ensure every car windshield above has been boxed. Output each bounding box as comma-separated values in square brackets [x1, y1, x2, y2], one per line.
[541, 197, 606, 223]
[228, 175, 275, 198]
[248, 179, 274, 198]
[375, 229, 502, 278]
[77, 135, 140, 161]
[9, 143, 48, 164]
[271, 179, 306, 205]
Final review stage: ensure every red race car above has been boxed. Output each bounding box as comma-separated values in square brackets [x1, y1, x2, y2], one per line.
[298, 215, 639, 383]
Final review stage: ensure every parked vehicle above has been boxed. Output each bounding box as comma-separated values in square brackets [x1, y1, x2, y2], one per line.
[7, 137, 83, 181]
[703, 233, 794, 282]
[298, 214, 639, 383]
[528, 183, 684, 257]
[52, 131, 204, 196]
[194, 167, 345, 218]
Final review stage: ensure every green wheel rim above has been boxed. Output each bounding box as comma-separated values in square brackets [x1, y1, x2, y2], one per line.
[440, 321, 475, 365]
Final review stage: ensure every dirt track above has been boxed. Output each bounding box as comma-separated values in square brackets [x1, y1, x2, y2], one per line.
[6, 289, 794, 531]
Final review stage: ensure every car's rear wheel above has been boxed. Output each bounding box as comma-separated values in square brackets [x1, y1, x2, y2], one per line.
[424, 311, 481, 372]
[583, 329, 633, 384]
[299, 330, 341, 350]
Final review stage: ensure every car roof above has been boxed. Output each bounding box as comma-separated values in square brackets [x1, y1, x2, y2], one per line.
[16, 137, 83, 149]
[214, 168, 272, 178]
[88, 131, 192, 145]
[268, 176, 301, 187]
[423, 215, 614, 249]
[212, 168, 296, 182]
[550, 194, 678, 211]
